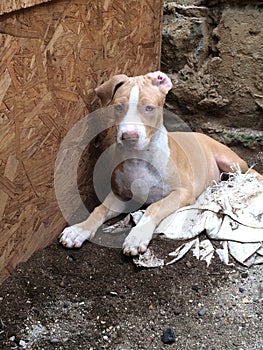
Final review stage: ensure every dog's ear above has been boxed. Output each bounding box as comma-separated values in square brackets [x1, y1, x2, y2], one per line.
[95, 74, 129, 106]
[147, 71, 172, 95]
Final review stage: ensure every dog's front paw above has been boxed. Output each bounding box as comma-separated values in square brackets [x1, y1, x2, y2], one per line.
[59, 226, 93, 248]
[122, 230, 152, 256]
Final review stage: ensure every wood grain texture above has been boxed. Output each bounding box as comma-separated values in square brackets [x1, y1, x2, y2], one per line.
[0, 0, 163, 283]
[0, 0, 53, 15]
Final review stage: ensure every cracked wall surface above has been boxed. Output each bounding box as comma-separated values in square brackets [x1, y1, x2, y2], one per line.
[162, 1, 263, 133]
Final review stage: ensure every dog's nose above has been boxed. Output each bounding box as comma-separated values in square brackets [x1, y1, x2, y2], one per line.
[121, 131, 139, 141]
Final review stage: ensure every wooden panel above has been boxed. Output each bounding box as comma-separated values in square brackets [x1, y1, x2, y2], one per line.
[0, 0, 53, 15]
[0, 0, 163, 283]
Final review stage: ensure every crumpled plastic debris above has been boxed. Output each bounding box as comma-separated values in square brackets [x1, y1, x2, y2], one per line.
[133, 249, 165, 268]
[154, 170, 263, 267]
[102, 214, 133, 233]
[104, 171, 263, 268]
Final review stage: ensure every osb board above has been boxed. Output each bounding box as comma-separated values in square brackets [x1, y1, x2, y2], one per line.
[0, 0, 163, 283]
[0, 0, 52, 15]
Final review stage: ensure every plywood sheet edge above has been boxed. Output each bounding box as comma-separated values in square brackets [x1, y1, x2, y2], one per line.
[0, 0, 53, 16]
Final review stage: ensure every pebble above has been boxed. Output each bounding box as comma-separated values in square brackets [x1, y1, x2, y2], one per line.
[113, 345, 132, 350]
[174, 309, 181, 315]
[109, 291, 118, 296]
[161, 327, 176, 344]
[198, 308, 206, 317]
[59, 280, 65, 288]
[50, 338, 60, 344]
[186, 261, 192, 268]
[241, 272, 248, 279]
[19, 340, 26, 347]
[242, 297, 250, 304]
[69, 253, 77, 261]
[192, 285, 199, 292]
[239, 287, 245, 293]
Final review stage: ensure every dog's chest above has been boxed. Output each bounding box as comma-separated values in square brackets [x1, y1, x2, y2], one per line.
[113, 159, 170, 204]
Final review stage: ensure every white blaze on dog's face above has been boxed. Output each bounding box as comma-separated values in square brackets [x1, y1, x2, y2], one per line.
[115, 84, 150, 150]
[95, 72, 173, 151]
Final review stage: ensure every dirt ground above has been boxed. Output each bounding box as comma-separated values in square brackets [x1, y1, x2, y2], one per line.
[0, 147, 262, 350]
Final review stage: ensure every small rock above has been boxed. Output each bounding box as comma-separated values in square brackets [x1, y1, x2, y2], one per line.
[59, 280, 65, 288]
[242, 297, 250, 304]
[239, 287, 245, 293]
[174, 309, 181, 315]
[109, 291, 118, 296]
[113, 345, 132, 350]
[19, 340, 26, 347]
[50, 338, 60, 344]
[9, 336, 15, 342]
[68, 253, 77, 261]
[241, 272, 248, 279]
[198, 308, 206, 317]
[186, 261, 192, 268]
[160, 309, 166, 316]
[161, 327, 176, 344]
[192, 285, 199, 292]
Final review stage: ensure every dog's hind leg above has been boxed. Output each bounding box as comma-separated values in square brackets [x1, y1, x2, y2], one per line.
[215, 146, 262, 178]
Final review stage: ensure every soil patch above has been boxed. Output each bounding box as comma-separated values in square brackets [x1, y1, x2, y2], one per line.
[0, 147, 262, 350]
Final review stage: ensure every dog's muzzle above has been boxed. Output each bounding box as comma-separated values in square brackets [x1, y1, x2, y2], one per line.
[121, 130, 139, 145]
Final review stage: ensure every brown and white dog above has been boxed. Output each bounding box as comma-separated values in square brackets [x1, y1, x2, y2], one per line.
[59, 71, 259, 256]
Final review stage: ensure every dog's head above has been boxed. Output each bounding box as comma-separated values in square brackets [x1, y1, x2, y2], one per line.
[95, 71, 172, 150]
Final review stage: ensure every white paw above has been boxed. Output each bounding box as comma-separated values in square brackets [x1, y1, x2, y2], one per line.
[122, 230, 152, 256]
[59, 226, 93, 248]
[123, 216, 155, 256]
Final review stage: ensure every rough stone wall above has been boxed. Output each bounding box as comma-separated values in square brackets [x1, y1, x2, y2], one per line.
[162, 0, 263, 152]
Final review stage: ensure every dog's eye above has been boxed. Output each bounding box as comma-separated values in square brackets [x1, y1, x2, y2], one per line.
[114, 104, 123, 112]
[145, 105, 155, 112]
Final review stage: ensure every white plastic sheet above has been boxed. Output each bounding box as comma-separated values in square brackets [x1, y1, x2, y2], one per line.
[104, 171, 263, 267]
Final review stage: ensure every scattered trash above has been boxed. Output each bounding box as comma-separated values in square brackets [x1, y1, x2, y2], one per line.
[102, 214, 133, 233]
[105, 171, 263, 268]
[155, 171, 263, 267]
[133, 249, 164, 268]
